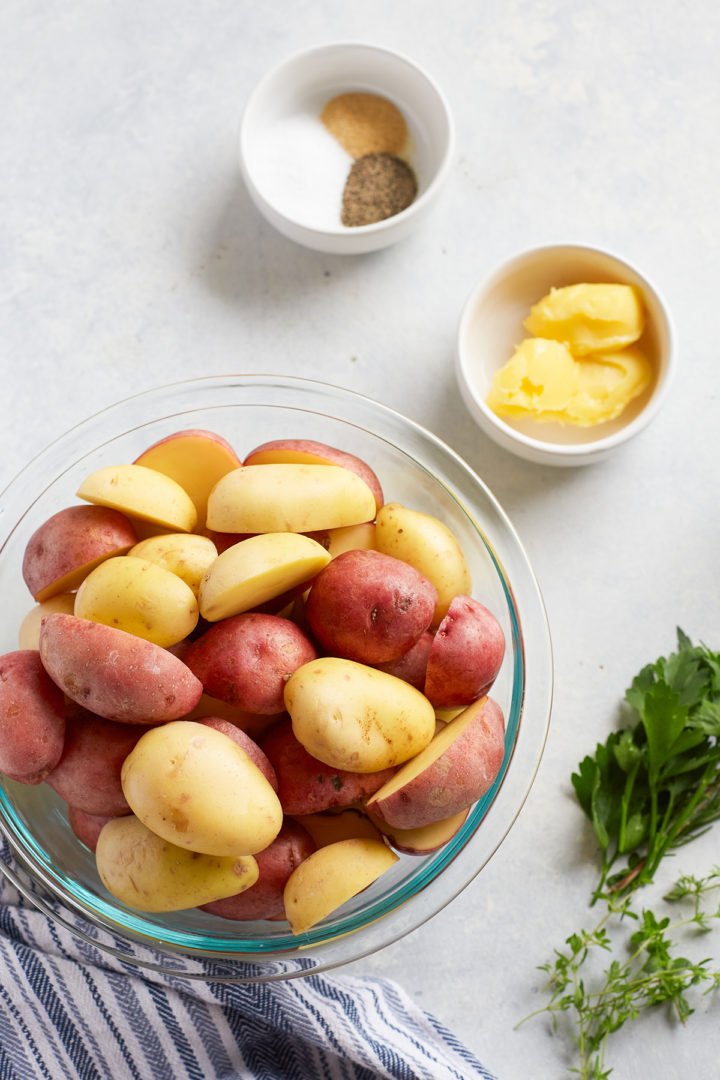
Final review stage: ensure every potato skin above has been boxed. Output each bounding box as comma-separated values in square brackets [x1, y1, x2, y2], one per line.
[195, 716, 278, 791]
[44, 705, 142, 815]
[261, 717, 395, 815]
[424, 595, 506, 707]
[184, 614, 317, 714]
[374, 630, 433, 689]
[375, 502, 472, 629]
[128, 533, 218, 595]
[285, 657, 436, 773]
[96, 815, 258, 912]
[367, 697, 506, 830]
[68, 806, 128, 853]
[38, 613, 203, 724]
[121, 720, 283, 856]
[22, 505, 137, 602]
[74, 555, 199, 648]
[305, 549, 437, 664]
[201, 819, 316, 921]
[0, 650, 65, 783]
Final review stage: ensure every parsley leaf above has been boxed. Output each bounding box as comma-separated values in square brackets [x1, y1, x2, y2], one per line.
[572, 629, 720, 896]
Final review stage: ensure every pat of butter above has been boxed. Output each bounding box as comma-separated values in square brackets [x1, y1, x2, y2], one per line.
[561, 346, 652, 424]
[487, 339, 652, 426]
[524, 283, 645, 355]
[487, 339, 578, 416]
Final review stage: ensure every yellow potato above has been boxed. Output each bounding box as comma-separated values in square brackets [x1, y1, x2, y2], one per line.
[322, 522, 377, 558]
[74, 556, 199, 647]
[77, 464, 197, 533]
[283, 838, 398, 934]
[284, 657, 436, 773]
[121, 720, 283, 856]
[375, 502, 471, 627]
[128, 533, 218, 596]
[199, 532, 330, 622]
[524, 282, 645, 355]
[18, 593, 76, 649]
[96, 815, 258, 912]
[206, 465, 376, 534]
[293, 810, 383, 848]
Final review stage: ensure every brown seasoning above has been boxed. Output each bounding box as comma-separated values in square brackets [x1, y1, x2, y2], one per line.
[320, 92, 408, 158]
[341, 153, 418, 227]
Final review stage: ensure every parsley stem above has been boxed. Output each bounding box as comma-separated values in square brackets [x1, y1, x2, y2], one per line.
[643, 765, 715, 884]
[618, 759, 641, 855]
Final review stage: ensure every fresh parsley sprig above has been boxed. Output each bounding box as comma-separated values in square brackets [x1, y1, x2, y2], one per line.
[571, 629, 720, 900]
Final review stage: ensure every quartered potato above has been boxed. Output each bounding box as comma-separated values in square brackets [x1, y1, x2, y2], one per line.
[2, 427, 510, 928]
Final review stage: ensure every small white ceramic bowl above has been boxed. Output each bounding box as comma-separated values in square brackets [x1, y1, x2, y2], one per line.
[239, 42, 454, 254]
[456, 244, 675, 466]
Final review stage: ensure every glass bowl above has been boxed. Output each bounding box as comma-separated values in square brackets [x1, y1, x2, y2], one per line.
[0, 375, 552, 981]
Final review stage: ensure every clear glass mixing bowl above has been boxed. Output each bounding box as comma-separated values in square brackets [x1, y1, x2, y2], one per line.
[0, 375, 553, 981]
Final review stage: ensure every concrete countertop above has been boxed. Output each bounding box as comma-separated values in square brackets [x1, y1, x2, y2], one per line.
[3, 2, 719, 1076]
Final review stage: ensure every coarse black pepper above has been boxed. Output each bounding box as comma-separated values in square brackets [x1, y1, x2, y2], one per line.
[341, 153, 418, 227]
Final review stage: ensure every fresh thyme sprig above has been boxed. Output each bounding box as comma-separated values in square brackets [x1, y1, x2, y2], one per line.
[519, 870, 720, 1079]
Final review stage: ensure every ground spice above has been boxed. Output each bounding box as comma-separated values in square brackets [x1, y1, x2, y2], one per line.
[341, 153, 418, 227]
[320, 92, 408, 158]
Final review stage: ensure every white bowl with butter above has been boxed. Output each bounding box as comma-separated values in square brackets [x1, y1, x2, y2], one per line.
[455, 244, 675, 466]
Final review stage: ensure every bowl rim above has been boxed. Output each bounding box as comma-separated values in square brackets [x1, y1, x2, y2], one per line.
[456, 242, 677, 461]
[238, 39, 456, 239]
[0, 374, 553, 979]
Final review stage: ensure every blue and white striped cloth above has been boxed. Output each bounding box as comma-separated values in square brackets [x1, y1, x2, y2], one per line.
[0, 842, 496, 1080]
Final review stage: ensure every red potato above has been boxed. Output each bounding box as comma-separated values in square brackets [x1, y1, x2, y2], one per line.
[22, 505, 137, 602]
[367, 807, 469, 855]
[0, 650, 65, 783]
[373, 630, 433, 689]
[242, 438, 384, 515]
[305, 549, 437, 664]
[134, 429, 242, 529]
[195, 716, 278, 791]
[200, 819, 316, 921]
[38, 613, 203, 724]
[261, 717, 396, 815]
[68, 807, 130, 853]
[181, 693, 279, 742]
[206, 530, 251, 555]
[44, 705, 143, 815]
[366, 696, 506, 830]
[423, 594, 505, 707]
[183, 613, 318, 715]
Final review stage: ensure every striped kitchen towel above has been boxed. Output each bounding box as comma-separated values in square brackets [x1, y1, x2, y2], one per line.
[0, 843, 497, 1080]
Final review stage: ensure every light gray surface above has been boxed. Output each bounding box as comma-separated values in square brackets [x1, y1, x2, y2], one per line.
[2, 2, 719, 1077]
